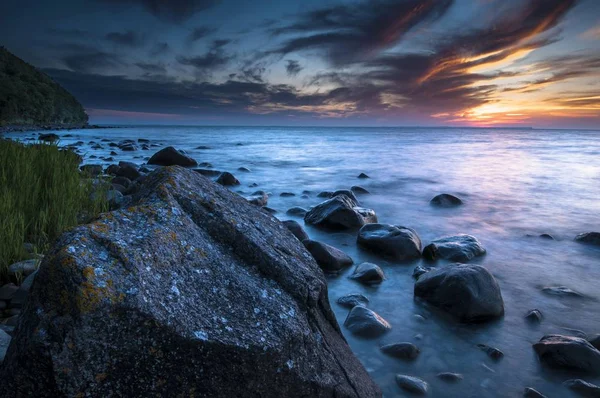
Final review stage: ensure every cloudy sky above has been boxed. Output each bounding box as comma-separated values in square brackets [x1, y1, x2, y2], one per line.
[2, 0, 599, 128]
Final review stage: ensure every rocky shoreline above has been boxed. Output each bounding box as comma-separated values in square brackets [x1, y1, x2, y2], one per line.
[1, 134, 599, 397]
[0, 123, 118, 135]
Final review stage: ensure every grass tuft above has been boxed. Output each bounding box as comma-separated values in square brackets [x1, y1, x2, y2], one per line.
[0, 138, 108, 282]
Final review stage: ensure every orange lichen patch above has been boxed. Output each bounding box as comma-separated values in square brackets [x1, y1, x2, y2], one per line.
[91, 222, 110, 234]
[76, 266, 123, 313]
[61, 255, 77, 269]
[95, 373, 108, 383]
[168, 231, 178, 242]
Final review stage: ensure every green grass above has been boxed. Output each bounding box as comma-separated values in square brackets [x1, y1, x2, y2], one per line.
[0, 139, 108, 282]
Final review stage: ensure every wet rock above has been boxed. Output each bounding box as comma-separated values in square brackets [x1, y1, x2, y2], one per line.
[430, 193, 463, 207]
[588, 335, 600, 350]
[8, 259, 39, 276]
[216, 172, 240, 186]
[286, 207, 307, 217]
[237, 167, 251, 172]
[39, 133, 59, 142]
[80, 164, 103, 176]
[541, 286, 583, 298]
[262, 206, 277, 214]
[351, 185, 369, 194]
[332, 189, 359, 204]
[395, 375, 428, 395]
[563, 379, 600, 397]
[196, 145, 211, 150]
[525, 309, 543, 323]
[477, 344, 504, 360]
[437, 372, 463, 383]
[198, 162, 213, 168]
[380, 342, 420, 360]
[414, 264, 504, 323]
[412, 265, 431, 280]
[119, 143, 137, 151]
[0, 329, 10, 363]
[303, 240, 353, 272]
[194, 168, 221, 177]
[358, 173, 369, 179]
[137, 138, 149, 143]
[349, 263, 385, 284]
[280, 192, 295, 197]
[422, 235, 486, 262]
[337, 294, 369, 309]
[304, 195, 377, 230]
[575, 232, 600, 246]
[248, 191, 268, 206]
[112, 176, 132, 189]
[110, 150, 118, 156]
[523, 387, 547, 398]
[0, 284, 18, 301]
[0, 166, 380, 397]
[282, 220, 309, 242]
[357, 224, 422, 261]
[317, 191, 333, 198]
[539, 234, 555, 240]
[344, 306, 391, 337]
[533, 335, 600, 373]
[116, 161, 141, 180]
[148, 146, 198, 167]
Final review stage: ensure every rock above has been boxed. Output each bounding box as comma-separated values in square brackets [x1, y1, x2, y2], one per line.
[380, 342, 420, 360]
[110, 151, 118, 156]
[525, 309, 543, 323]
[344, 306, 391, 337]
[337, 294, 369, 309]
[541, 286, 583, 298]
[112, 176, 132, 189]
[280, 192, 295, 197]
[303, 240, 353, 272]
[137, 138, 149, 143]
[248, 191, 268, 206]
[533, 335, 600, 373]
[523, 387, 547, 398]
[430, 193, 463, 207]
[358, 173, 369, 179]
[106, 190, 125, 209]
[414, 264, 504, 323]
[286, 207, 307, 217]
[539, 234, 554, 240]
[412, 265, 431, 280]
[357, 224, 422, 261]
[262, 207, 277, 214]
[39, 133, 59, 142]
[216, 172, 240, 186]
[575, 232, 600, 246]
[116, 161, 141, 180]
[0, 166, 380, 397]
[0, 284, 18, 301]
[282, 220, 309, 242]
[437, 372, 463, 383]
[349, 263, 385, 284]
[304, 195, 376, 230]
[563, 379, 600, 397]
[0, 329, 10, 363]
[395, 375, 428, 395]
[422, 235, 486, 262]
[10, 270, 38, 308]
[198, 162, 213, 168]
[194, 168, 221, 177]
[351, 186, 369, 194]
[80, 164, 103, 176]
[332, 189, 359, 203]
[196, 145, 211, 150]
[148, 146, 198, 167]
[237, 167, 250, 172]
[477, 344, 504, 360]
[588, 335, 600, 350]
[317, 191, 333, 198]
[7, 259, 39, 276]
[119, 143, 137, 151]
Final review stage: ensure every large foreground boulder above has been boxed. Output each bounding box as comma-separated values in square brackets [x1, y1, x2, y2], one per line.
[357, 224, 422, 261]
[148, 146, 198, 167]
[0, 167, 380, 397]
[414, 264, 504, 322]
[533, 335, 600, 373]
[304, 195, 376, 230]
[422, 235, 486, 262]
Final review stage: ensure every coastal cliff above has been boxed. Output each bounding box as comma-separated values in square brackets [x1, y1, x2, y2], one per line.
[0, 47, 88, 128]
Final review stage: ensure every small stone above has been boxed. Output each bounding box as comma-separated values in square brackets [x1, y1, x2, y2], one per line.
[357, 173, 369, 179]
[286, 207, 307, 217]
[563, 379, 600, 397]
[525, 309, 543, 323]
[344, 306, 391, 337]
[282, 220, 309, 242]
[430, 193, 463, 207]
[437, 373, 463, 383]
[8, 259, 39, 276]
[349, 263, 385, 284]
[248, 191, 268, 207]
[280, 192, 295, 197]
[380, 342, 420, 360]
[422, 234, 485, 262]
[541, 286, 583, 298]
[336, 294, 369, 308]
[395, 375, 428, 395]
[412, 265, 431, 280]
[357, 224, 422, 261]
[523, 387, 547, 398]
[303, 240, 353, 272]
[147, 146, 197, 167]
[477, 344, 504, 360]
[216, 172, 240, 186]
[533, 335, 600, 373]
[539, 234, 554, 240]
[237, 167, 251, 172]
[351, 186, 369, 194]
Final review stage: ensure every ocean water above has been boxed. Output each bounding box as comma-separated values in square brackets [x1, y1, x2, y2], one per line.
[7, 126, 600, 397]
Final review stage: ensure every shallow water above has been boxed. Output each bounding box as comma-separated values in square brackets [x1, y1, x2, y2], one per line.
[7, 126, 600, 397]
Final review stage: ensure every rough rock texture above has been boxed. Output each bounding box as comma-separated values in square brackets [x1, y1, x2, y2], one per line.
[414, 264, 504, 323]
[303, 240, 353, 273]
[349, 263, 385, 284]
[337, 294, 369, 309]
[216, 171, 240, 186]
[575, 232, 600, 246]
[563, 379, 600, 397]
[282, 220, 309, 242]
[343, 306, 390, 337]
[380, 342, 420, 360]
[147, 146, 198, 167]
[395, 375, 428, 395]
[533, 335, 600, 373]
[430, 193, 463, 207]
[357, 224, 422, 261]
[0, 166, 380, 398]
[422, 235, 486, 262]
[304, 195, 376, 230]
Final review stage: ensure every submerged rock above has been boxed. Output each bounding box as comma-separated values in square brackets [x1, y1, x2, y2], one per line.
[477, 344, 504, 360]
[0, 166, 380, 397]
[533, 335, 600, 373]
[337, 294, 369, 309]
[357, 224, 422, 261]
[332, 189, 360, 203]
[351, 186, 369, 194]
[523, 387, 547, 398]
[412, 265, 431, 280]
[248, 191, 268, 206]
[541, 286, 583, 298]
[303, 240, 353, 272]
[395, 375, 428, 395]
[304, 195, 376, 230]
[563, 379, 600, 397]
[414, 264, 504, 323]
[525, 309, 543, 323]
[357, 173, 370, 179]
[437, 372, 463, 383]
[380, 342, 420, 360]
[282, 220, 309, 242]
[216, 171, 240, 186]
[422, 235, 486, 262]
[344, 306, 391, 337]
[148, 146, 198, 167]
[286, 207, 307, 217]
[430, 193, 463, 207]
[349, 263, 385, 284]
[575, 232, 600, 246]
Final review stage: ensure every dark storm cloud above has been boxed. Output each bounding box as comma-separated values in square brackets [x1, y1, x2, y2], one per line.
[271, 0, 454, 65]
[188, 26, 216, 43]
[177, 40, 233, 76]
[98, 0, 220, 23]
[105, 31, 144, 47]
[285, 60, 302, 77]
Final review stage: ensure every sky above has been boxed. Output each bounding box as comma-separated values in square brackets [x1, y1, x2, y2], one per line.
[1, 0, 599, 128]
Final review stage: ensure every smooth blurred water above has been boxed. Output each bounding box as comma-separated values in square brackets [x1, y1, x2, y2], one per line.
[7, 126, 600, 397]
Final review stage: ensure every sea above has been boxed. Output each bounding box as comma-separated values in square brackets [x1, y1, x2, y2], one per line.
[6, 126, 600, 397]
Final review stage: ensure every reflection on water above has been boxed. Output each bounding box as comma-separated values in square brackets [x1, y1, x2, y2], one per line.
[7, 126, 600, 397]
